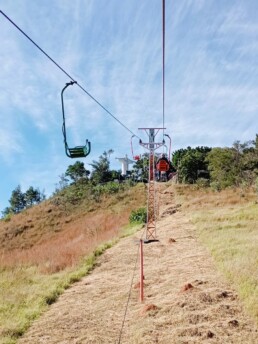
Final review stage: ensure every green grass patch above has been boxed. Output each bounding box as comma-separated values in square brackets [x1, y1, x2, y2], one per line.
[120, 223, 144, 238]
[0, 240, 117, 344]
[190, 202, 258, 323]
[129, 207, 147, 224]
[0, 222, 144, 344]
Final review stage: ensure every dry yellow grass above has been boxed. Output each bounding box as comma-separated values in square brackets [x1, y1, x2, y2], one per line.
[17, 184, 258, 344]
[0, 184, 146, 272]
[0, 183, 146, 344]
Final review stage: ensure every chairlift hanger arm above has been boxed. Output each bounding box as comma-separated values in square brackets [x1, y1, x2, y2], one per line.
[131, 135, 141, 160]
[164, 133, 171, 161]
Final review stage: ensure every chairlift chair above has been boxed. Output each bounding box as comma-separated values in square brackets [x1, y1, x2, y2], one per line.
[156, 158, 170, 182]
[156, 160, 170, 172]
[61, 81, 91, 158]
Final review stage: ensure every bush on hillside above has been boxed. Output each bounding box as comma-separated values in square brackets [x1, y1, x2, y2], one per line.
[129, 207, 147, 224]
[196, 178, 210, 188]
[255, 177, 258, 199]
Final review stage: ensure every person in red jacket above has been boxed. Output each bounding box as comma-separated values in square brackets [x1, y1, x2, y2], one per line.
[156, 154, 170, 180]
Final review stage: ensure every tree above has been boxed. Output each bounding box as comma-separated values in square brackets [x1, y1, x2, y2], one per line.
[206, 136, 258, 189]
[9, 185, 26, 213]
[110, 169, 121, 180]
[132, 153, 149, 181]
[65, 161, 90, 183]
[24, 186, 43, 207]
[54, 174, 69, 193]
[206, 148, 237, 189]
[107, 149, 114, 160]
[1, 207, 13, 218]
[3, 185, 46, 216]
[232, 138, 258, 184]
[172, 147, 190, 168]
[173, 147, 211, 183]
[90, 151, 112, 184]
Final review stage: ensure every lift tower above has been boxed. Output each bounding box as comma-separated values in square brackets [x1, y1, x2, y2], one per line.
[139, 128, 165, 242]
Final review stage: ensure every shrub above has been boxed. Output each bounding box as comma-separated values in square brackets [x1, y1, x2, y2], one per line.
[1, 212, 12, 222]
[129, 207, 147, 224]
[103, 182, 121, 194]
[196, 178, 210, 188]
[210, 181, 222, 192]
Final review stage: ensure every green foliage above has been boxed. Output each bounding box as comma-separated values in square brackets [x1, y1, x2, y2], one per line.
[65, 161, 90, 183]
[129, 207, 147, 224]
[101, 182, 121, 194]
[24, 187, 43, 208]
[1, 207, 13, 220]
[173, 147, 211, 184]
[172, 148, 187, 168]
[206, 148, 237, 188]
[107, 149, 114, 160]
[210, 181, 222, 192]
[3, 185, 45, 217]
[110, 170, 121, 180]
[0, 241, 115, 344]
[52, 179, 130, 208]
[173, 136, 258, 190]
[9, 185, 26, 214]
[91, 182, 125, 202]
[53, 182, 92, 208]
[132, 153, 149, 180]
[255, 134, 258, 150]
[90, 151, 113, 184]
[196, 178, 210, 188]
[206, 138, 258, 189]
[255, 177, 258, 199]
[54, 174, 69, 193]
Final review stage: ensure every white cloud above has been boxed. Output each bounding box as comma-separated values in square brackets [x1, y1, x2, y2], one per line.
[0, 0, 258, 208]
[0, 128, 24, 161]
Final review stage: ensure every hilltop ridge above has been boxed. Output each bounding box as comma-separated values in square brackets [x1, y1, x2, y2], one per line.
[0, 182, 146, 270]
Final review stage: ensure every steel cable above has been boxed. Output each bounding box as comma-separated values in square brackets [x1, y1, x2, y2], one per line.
[0, 10, 140, 139]
[117, 228, 146, 344]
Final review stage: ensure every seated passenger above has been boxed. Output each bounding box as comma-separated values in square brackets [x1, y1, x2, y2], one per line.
[156, 154, 170, 180]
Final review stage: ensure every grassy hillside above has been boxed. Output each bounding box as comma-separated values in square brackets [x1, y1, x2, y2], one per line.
[0, 182, 146, 344]
[174, 185, 258, 323]
[1, 181, 257, 343]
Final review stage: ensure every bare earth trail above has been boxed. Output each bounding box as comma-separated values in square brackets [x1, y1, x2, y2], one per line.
[19, 185, 258, 344]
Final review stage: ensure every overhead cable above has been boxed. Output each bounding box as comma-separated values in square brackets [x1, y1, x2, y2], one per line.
[0, 10, 140, 139]
[162, 0, 166, 139]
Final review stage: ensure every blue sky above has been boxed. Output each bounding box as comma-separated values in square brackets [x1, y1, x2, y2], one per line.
[0, 0, 258, 211]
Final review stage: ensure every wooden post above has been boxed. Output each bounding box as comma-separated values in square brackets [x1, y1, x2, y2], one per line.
[140, 239, 144, 302]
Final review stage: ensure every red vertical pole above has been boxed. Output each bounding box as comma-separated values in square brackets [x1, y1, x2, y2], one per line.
[140, 239, 144, 302]
[149, 152, 154, 181]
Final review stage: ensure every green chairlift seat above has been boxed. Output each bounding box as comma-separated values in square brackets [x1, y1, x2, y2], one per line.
[65, 140, 91, 159]
[61, 81, 91, 159]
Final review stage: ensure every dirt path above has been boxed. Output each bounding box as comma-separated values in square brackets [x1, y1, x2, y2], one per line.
[19, 185, 258, 343]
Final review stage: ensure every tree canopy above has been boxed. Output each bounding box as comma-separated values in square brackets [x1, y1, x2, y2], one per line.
[206, 138, 258, 189]
[2, 185, 45, 217]
[172, 146, 211, 183]
[90, 151, 113, 184]
[65, 161, 90, 183]
[172, 135, 258, 188]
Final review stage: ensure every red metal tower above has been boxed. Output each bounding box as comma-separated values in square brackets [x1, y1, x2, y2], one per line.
[139, 128, 165, 242]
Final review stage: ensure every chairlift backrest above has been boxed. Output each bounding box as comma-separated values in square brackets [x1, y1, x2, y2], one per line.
[156, 159, 170, 172]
